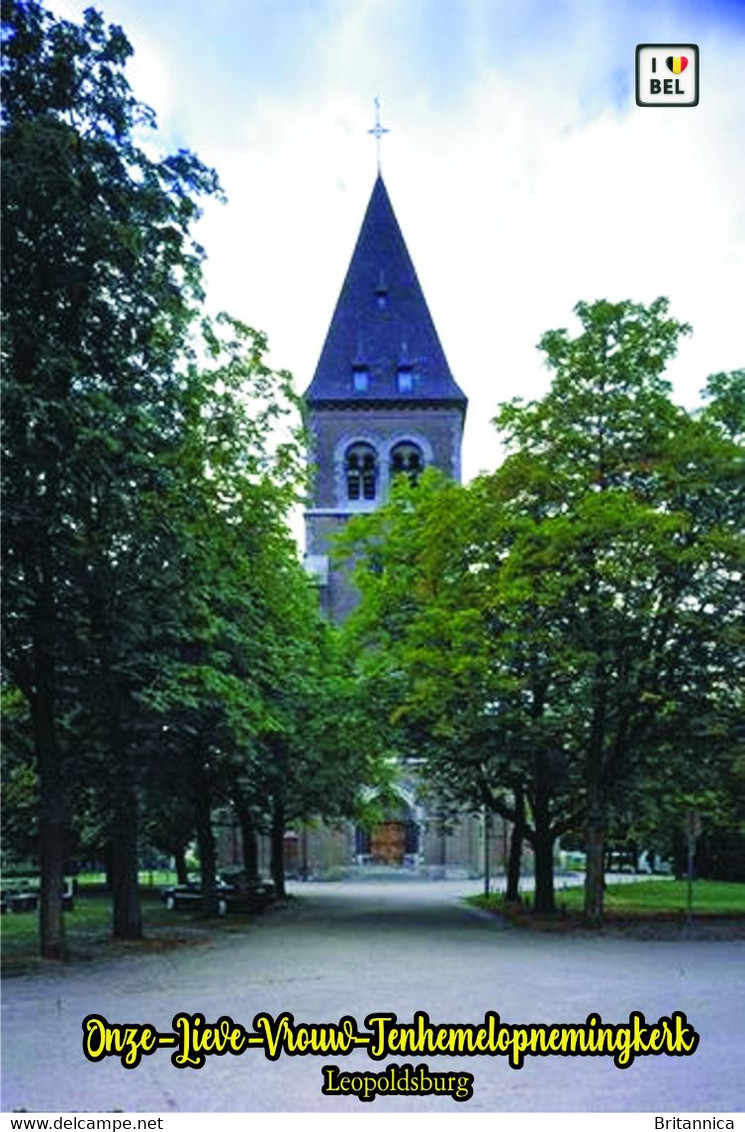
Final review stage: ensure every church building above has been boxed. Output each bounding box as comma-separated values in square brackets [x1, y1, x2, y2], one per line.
[298, 172, 508, 877]
[304, 174, 468, 620]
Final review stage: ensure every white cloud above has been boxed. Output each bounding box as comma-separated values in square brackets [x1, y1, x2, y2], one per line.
[40, 0, 745, 488]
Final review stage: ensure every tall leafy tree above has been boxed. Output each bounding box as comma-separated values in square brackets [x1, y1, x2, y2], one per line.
[494, 300, 742, 922]
[1, 0, 218, 955]
[340, 470, 581, 913]
[134, 315, 306, 913]
[341, 301, 742, 924]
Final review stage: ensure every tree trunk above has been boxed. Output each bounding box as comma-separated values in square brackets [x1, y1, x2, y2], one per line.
[242, 823, 259, 882]
[672, 829, 686, 879]
[111, 782, 142, 940]
[532, 832, 555, 913]
[174, 845, 189, 886]
[584, 787, 606, 926]
[23, 456, 69, 960]
[36, 696, 67, 960]
[270, 794, 286, 898]
[193, 764, 218, 916]
[33, 614, 67, 960]
[629, 839, 639, 873]
[233, 790, 259, 882]
[531, 785, 555, 914]
[106, 702, 142, 938]
[506, 788, 525, 902]
[583, 564, 608, 927]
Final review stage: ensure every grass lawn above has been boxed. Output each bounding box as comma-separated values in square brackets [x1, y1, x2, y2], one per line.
[561, 878, 745, 916]
[468, 878, 745, 920]
[0, 885, 249, 974]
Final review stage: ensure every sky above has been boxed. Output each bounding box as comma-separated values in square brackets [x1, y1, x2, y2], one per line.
[53, 0, 745, 488]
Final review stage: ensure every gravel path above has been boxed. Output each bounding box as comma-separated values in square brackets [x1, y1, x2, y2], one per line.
[2, 879, 743, 1113]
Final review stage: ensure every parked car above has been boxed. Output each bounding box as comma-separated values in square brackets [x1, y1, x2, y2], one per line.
[161, 872, 275, 916]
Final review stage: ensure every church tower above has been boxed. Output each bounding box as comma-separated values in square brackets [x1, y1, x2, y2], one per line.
[304, 174, 468, 619]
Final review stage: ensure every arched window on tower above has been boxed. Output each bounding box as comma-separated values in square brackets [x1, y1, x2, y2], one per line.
[345, 442, 378, 501]
[390, 441, 424, 486]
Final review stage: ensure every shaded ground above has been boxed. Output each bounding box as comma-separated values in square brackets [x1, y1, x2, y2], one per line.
[2, 879, 743, 1113]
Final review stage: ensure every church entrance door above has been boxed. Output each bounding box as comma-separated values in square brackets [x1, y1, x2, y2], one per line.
[371, 821, 405, 865]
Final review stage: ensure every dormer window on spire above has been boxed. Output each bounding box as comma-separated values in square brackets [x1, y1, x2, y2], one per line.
[375, 269, 389, 310]
[352, 363, 370, 393]
[397, 364, 414, 394]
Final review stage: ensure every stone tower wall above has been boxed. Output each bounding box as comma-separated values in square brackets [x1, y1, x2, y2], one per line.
[305, 404, 464, 619]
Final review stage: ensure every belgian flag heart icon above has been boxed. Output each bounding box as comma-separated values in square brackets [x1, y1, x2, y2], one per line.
[666, 56, 688, 74]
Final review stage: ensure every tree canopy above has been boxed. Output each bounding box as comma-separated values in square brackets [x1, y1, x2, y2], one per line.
[340, 300, 743, 921]
[3, 2, 741, 950]
[1, 1, 379, 955]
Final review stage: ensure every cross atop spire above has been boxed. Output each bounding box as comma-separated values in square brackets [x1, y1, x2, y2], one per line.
[367, 96, 389, 172]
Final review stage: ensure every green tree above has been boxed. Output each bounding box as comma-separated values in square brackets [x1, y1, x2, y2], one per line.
[341, 301, 742, 924]
[135, 315, 306, 912]
[340, 470, 580, 913]
[621, 368, 745, 880]
[494, 300, 742, 923]
[1, 0, 218, 955]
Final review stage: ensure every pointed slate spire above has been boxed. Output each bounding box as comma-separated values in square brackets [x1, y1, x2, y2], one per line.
[305, 176, 467, 410]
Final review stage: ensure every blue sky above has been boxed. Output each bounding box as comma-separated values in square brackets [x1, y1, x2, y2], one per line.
[54, 0, 745, 481]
